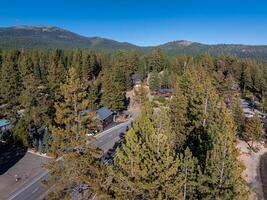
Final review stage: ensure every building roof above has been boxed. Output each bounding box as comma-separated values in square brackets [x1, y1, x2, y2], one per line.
[0, 119, 11, 128]
[158, 88, 173, 93]
[96, 107, 113, 121]
[81, 107, 113, 121]
[131, 73, 141, 84]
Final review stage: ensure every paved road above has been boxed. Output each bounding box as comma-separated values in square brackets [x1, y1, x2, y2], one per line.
[7, 171, 49, 200]
[92, 119, 133, 153]
[6, 113, 138, 200]
[260, 152, 267, 200]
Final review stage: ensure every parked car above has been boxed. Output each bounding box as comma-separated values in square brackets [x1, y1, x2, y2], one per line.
[87, 129, 99, 137]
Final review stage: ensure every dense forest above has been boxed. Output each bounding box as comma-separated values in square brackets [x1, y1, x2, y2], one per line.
[0, 48, 267, 199]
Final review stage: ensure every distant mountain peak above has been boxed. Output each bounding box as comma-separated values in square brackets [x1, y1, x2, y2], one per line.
[165, 40, 193, 46]
[0, 25, 139, 50]
[8, 25, 69, 33]
[13, 25, 54, 29]
[0, 25, 266, 61]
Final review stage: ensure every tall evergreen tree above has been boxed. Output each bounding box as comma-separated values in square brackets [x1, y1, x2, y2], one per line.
[87, 80, 101, 110]
[109, 104, 184, 199]
[101, 68, 126, 111]
[0, 50, 21, 116]
[180, 148, 199, 200]
[47, 49, 66, 98]
[169, 79, 188, 150]
[180, 66, 218, 132]
[71, 49, 83, 79]
[147, 48, 165, 72]
[47, 67, 104, 199]
[148, 70, 160, 92]
[81, 51, 100, 82]
[203, 102, 249, 199]
[13, 118, 30, 147]
[133, 84, 148, 106]
[244, 113, 264, 148]
[240, 62, 252, 94]
[232, 98, 246, 139]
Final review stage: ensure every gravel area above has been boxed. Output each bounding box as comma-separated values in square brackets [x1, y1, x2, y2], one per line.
[238, 140, 267, 200]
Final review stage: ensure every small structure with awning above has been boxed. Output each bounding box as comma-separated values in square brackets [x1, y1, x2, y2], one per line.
[0, 119, 11, 131]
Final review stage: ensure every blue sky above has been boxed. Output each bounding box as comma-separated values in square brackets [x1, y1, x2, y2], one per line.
[0, 0, 267, 46]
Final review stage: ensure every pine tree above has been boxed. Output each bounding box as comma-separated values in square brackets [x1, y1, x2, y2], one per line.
[19, 54, 51, 150]
[112, 50, 133, 90]
[148, 70, 160, 92]
[42, 129, 52, 153]
[240, 62, 252, 94]
[87, 81, 101, 110]
[13, 118, 30, 147]
[169, 79, 188, 150]
[31, 50, 43, 80]
[128, 51, 140, 72]
[109, 104, 184, 199]
[244, 113, 264, 148]
[47, 67, 104, 199]
[71, 49, 83, 79]
[47, 49, 66, 98]
[261, 96, 267, 113]
[160, 69, 171, 89]
[18, 52, 34, 81]
[0, 50, 21, 116]
[203, 102, 249, 199]
[81, 51, 100, 82]
[180, 148, 198, 200]
[200, 53, 214, 72]
[147, 48, 165, 72]
[180, 66, 219, 132]
[133, 84, 148, 106]
[101, 68, 126, 111]
[180, 67, 205, 130]
[215, 70, 238, 105]
[136, 58, 147, 81]
[232, 98, 246, 139]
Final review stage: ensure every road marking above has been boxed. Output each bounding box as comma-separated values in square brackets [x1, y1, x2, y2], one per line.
[7, 113, 139, 200]
[95, 119, 132, 139]
[7, 170, 49, 200]
[32, 187, 39, 194]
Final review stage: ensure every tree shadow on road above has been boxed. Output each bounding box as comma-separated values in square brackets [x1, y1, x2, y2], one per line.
[0, 142, 27, 175]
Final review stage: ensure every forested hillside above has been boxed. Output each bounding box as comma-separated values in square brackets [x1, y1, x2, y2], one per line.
[1, 26, 267, 61]
[0, 26, 139, 50]
[1, 48, 267, 199]
[158, 41, 267, 60]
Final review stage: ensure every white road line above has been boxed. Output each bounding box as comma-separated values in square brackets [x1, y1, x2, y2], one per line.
[7, 114, 138, 200]
[31, 187, 39, 194]
[7, 170, 49, 200]
[95, 119, 132, 139]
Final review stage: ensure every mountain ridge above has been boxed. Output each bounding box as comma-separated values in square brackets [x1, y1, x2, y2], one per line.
[1, 25, 267, 60]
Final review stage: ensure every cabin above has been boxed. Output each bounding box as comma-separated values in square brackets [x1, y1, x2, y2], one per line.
[82, 107, 114, 131]
[131, 73, 142, 86]
[96, 107, 114, 130]
[158, 88, 173, 97]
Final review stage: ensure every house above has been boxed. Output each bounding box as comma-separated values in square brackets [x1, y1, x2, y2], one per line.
[82, 107, 114, 131]
[0, 119, 11, 131]
[131, 73, 142, 86]
[95, 107, 114, 130]
[158, 88, 173, 97]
